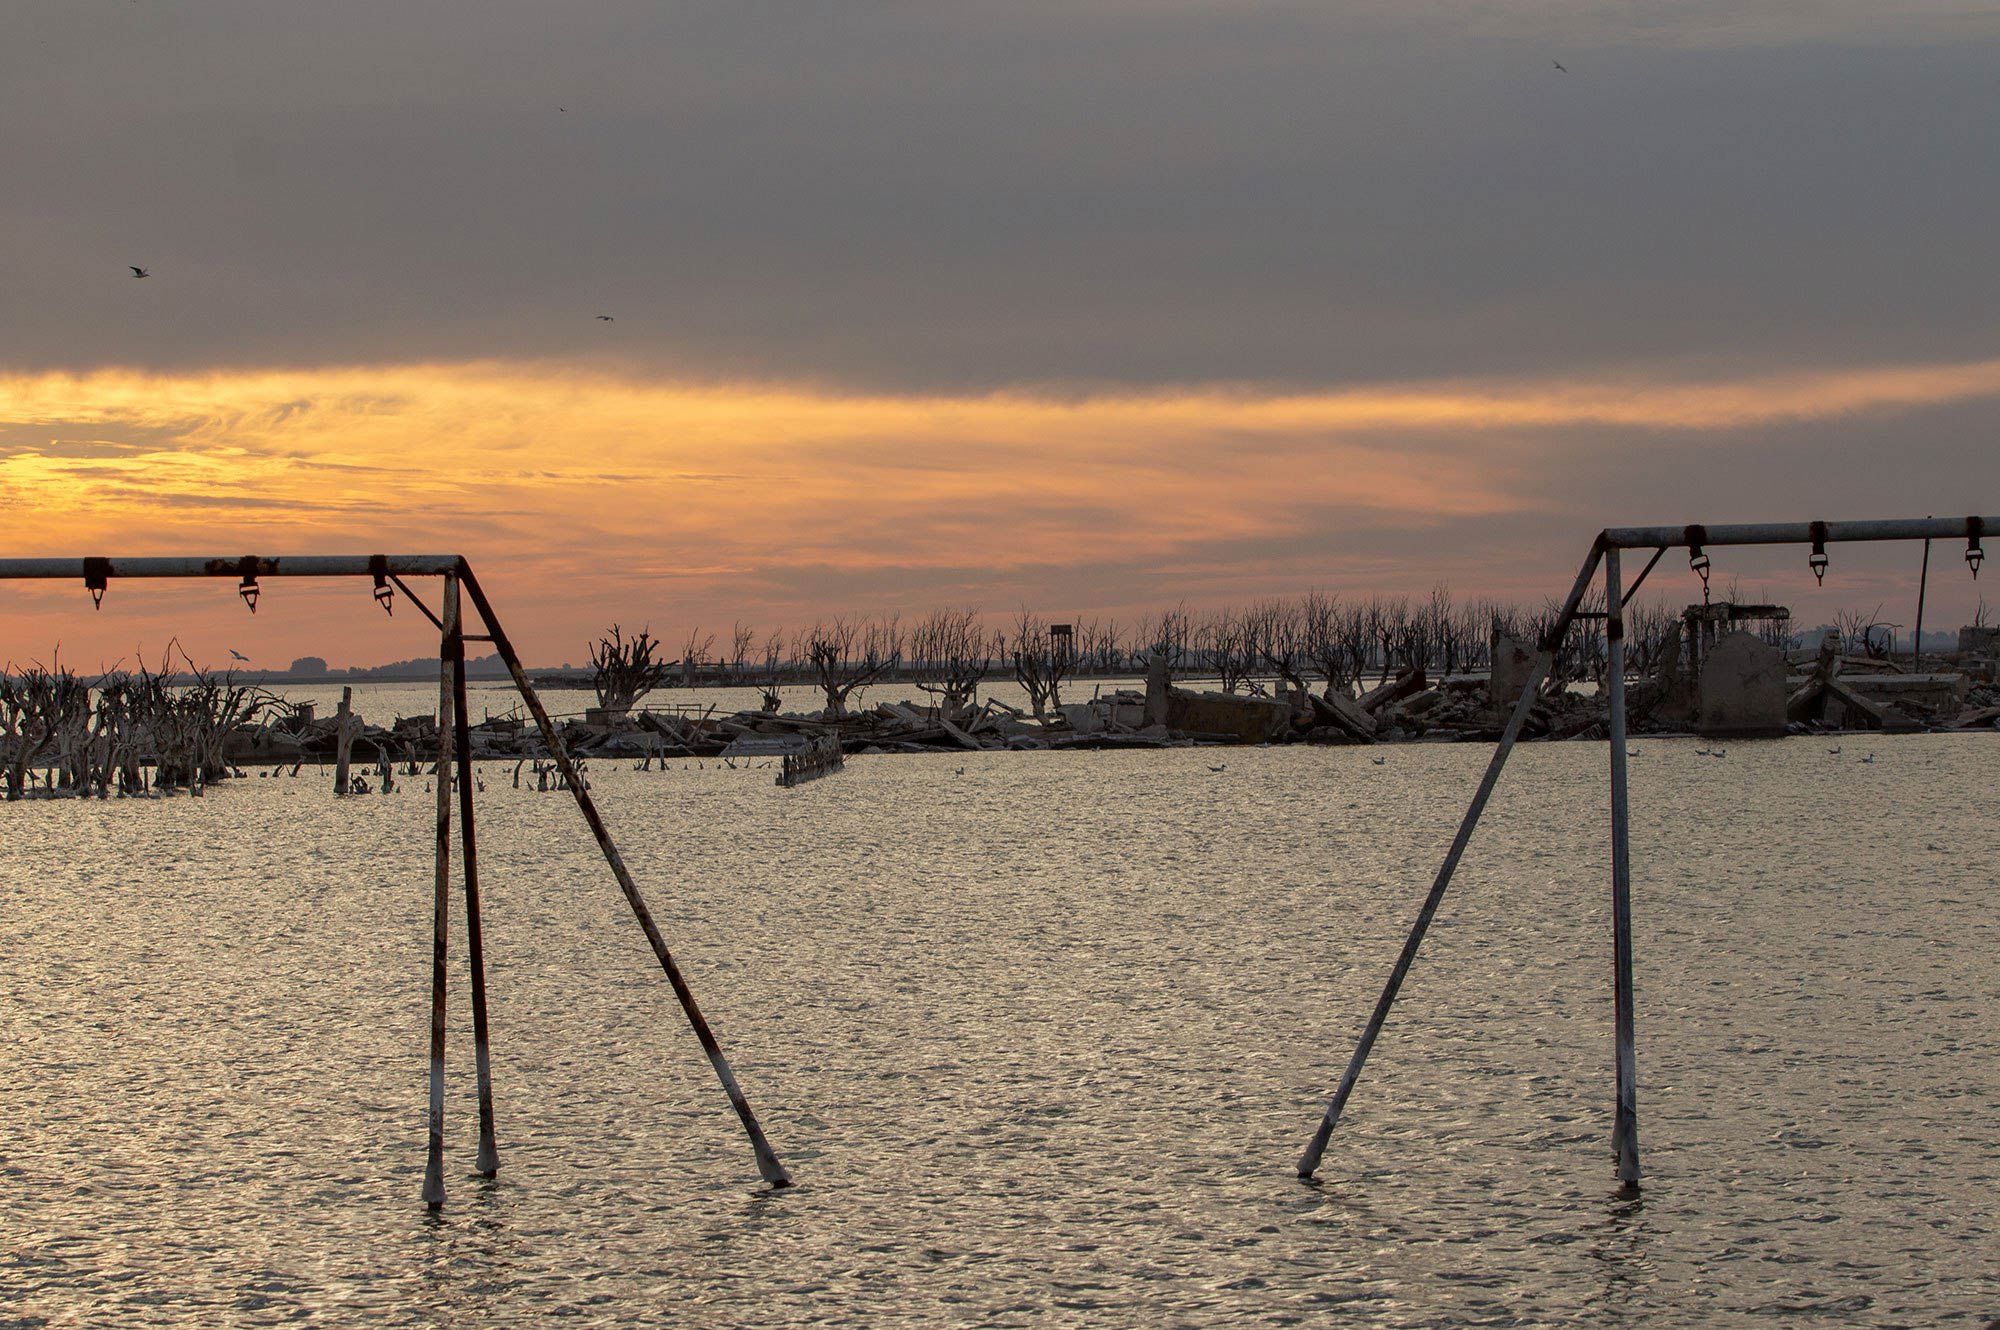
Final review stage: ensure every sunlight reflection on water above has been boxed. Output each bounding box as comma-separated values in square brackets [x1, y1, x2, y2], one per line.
[2, 735, 1997, 1325]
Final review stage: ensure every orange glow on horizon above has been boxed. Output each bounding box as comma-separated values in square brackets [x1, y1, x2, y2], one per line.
[2, 355, 1997, 667]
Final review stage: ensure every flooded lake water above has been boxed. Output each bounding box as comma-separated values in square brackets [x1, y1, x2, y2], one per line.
[3, 731, 1997, 1326]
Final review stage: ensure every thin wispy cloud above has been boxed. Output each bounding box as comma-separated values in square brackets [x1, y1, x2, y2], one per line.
[0, 355, 1992, 665]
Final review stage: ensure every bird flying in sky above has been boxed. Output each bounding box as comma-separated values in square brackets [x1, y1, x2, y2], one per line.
[229, 649, 249, 662]
[596, 314, 614, 321]
[129, 265, 149, 278]
[1553, 60, 1567, 73]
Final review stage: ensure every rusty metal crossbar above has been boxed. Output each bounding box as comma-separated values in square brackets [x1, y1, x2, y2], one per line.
[0, 552, 791, 1206]
[0, 555, 462, 578]
[1296, 513, 1994, 1195]
[1603, 516, 1994, 549]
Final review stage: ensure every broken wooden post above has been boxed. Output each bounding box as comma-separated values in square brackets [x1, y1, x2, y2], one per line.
[1297, 539, 1604, 1179]
[1604, 546, 1640, 1192]
[775, 733, 844, 786]
[457, 565, 791, 1188]
[333, 686, 354, 795]
[448, 588, 499, 1178]
[421, 575, 458, 1209]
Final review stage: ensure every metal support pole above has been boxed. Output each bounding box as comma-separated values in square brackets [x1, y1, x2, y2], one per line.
[1619, 547, 1667, 608]
[1605, 548, 1641, 1192]
[1298, 541, 1605, 1179]
[1913, 525, 1932, 672]
[457, 565, 792, 1188]
[421, 572, 459, 1208]
[447, 579, 499, 1178]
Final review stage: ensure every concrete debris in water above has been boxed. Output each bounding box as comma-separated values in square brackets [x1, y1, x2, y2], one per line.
[13, 611, 2000, 792]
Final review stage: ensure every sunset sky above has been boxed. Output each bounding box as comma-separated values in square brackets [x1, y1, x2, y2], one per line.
[4, 1, 1998, 669]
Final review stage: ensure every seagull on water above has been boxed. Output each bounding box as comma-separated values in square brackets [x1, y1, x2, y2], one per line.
[1858, 753, 1876, 764]
[1370, 755, 1387, 765]
[1208, 762, 1227, 773]
[1827, 746, 1842, 755]
[129, 265, 150, 278]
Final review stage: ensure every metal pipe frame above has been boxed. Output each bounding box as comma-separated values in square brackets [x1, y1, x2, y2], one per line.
[421, 573, 459, 1208]
[1297, 535, 1607, 1179]
[449, 599, 500, 1180]
[1297, 512, 1990, 1194]
[458, 564, 793, 1188]
[0, 555, 461, 578]
[1603, 516, 1996, 549]
[1604, 548, 1639, 1192]
[0, 552, 788, 1204]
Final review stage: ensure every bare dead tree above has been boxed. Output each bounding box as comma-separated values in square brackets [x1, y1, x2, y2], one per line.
[1539, 593, 1607, 688]
[177, 658, 270, 786]
[1299, 590, 1349, 697]
[1624, 599, 1676, 675]
[1246, 598, 1311, 705]
[1370, 596, 1410, 684]
[1457, 599, 1497, 673]
[1335, 601, 1374, 693]
[1196, 610, 1255, 693]
[1831, 604, 1884, 658]
[1136, 602, 1193, 672]
[0, 657, 87, 799]
[1075, 617, 1125, 675]
[679, 625, 716, 687]
[1009, 608, 1072, 721]
[1425, 584, 1472, 677]
[911, 607, 992, 721]
[729, 622, 756, 683]
[755, 634, 786, 712]
[590, 625, 672, 714]
[804, 616, 900, 719]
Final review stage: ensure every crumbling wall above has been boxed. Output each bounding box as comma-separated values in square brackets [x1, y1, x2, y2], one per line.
[1164, 689, 1294, 743]
[1698, 630, 1788, 737]
[1488, 631, 1536, 710]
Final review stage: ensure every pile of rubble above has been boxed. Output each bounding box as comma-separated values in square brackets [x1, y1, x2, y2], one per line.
[220, 628, 2000, 767]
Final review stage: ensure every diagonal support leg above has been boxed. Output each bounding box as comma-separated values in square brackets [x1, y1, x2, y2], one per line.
[457, 564, 791, 1187]
[1297, 542, 1605, 1179]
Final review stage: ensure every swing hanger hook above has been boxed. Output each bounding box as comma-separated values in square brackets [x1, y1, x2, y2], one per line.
[83, 557, 110, 611]
[236, 556, 260, 614]
[1968, 517, 1985, 580]
[1684, 524, 1711, 600]
[1808, 521, 1829, 586]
